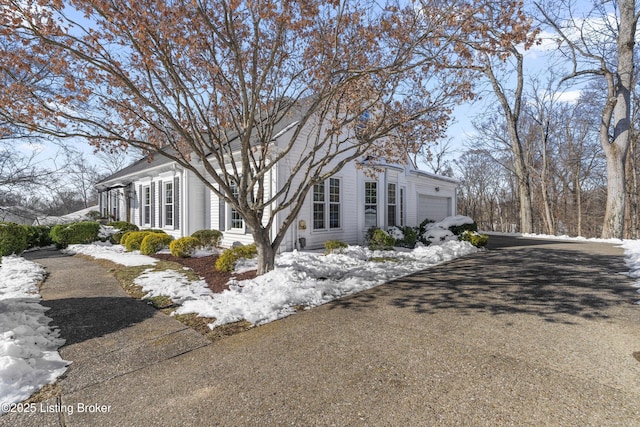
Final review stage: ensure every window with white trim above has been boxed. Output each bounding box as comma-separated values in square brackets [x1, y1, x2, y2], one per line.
[143, 186, 151, 225]
[164, 182, 173, 227]
[364, 181, 377, 227]
[387, 183, 397, 227]
[329, 178, 340, 229]
[230, 181, 244, 230]
[313, 182, 325, 230]
[313, 178, 341, 230]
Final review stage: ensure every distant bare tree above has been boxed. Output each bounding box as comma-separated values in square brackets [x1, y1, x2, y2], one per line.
[537, 0, 639, 238]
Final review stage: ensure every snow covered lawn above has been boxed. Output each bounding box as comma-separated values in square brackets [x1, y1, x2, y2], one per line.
[81, 239, 477, 328]
[0, 256, 69, 413]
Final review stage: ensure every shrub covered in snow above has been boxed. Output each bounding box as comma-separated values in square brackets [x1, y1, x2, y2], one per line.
[366, 227, 395, 251]
[420, 215, 483, 246]
[191, 229, 222, 249]
[50, 221, 100, 248]
[170, 236, 201, 258]
[140, 233, 174, 255]
[0, 222, 29, 257]
[215, 244, 257, 272]
[393, 226, 418, 248]
[324, 240, 348, 255]
[387, 226, 404, 240]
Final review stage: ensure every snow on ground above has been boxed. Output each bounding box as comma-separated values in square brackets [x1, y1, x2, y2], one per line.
[176, 240, 478, 327]
[0, 256, 69, 413]
[134, 269, 214, 305]
[621, 240, 640, 304]
[63, 242, 158, 266]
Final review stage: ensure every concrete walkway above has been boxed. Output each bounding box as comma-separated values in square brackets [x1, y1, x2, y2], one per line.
[3, 236, 640, 426]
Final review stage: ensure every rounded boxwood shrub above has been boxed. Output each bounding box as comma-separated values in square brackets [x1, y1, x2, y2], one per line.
[324, 240, 348, 255]
[215, 244, 257, 272]
[0, 222, 29, 256]
[191, 229, 223, 249]
[123, 231, 154, 252]
[169, 236, 201, 258]
[140, 233, 173, 255]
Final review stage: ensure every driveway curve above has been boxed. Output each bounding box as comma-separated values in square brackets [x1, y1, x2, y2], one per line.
[4, 236, 640, 426]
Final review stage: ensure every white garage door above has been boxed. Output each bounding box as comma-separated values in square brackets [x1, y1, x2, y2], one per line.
[417, 195, 451, 222]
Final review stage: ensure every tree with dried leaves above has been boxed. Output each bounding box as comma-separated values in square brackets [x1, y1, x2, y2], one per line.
[412, 0, 541, 233]
[537, 0, 639, 239]
[1, 0, 496, 273]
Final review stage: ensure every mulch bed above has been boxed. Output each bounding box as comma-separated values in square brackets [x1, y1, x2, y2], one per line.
[152, 253, 257, 294]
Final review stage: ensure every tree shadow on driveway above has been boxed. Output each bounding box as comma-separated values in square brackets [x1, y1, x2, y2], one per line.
[41, 296, 157, 347]
[329, 242, 637, 325]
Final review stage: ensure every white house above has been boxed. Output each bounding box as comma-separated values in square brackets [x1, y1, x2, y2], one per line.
[95, 114, 458, 252]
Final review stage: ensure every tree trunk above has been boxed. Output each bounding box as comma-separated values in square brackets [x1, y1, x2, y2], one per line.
[484, 50, 534, 234]
[253, 227, 276, 275]
[602, 150, 627, 238]
[600, 0, 635, 239]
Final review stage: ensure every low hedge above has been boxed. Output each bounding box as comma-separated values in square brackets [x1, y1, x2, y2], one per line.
[50, 222, 100, 248]
[169, 237, 201, 258]
[0, 222, 29, 256]
[191, 229, 223, 249]
[24, 225, 53, 248]
[215, 244, 257, 272]
[140, 233, 173, 255]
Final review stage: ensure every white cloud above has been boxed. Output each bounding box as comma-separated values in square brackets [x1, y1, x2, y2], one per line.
[19, 142, 46, 154]
[556, 90, 582, 104]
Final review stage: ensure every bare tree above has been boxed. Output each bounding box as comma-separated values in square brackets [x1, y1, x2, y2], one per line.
[537, 0, 639, 238]
[413, 0, 541, 233]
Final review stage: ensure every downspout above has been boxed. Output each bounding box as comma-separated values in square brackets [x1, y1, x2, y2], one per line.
[182, 168, 188, 237]
[383, 168, 388, 229]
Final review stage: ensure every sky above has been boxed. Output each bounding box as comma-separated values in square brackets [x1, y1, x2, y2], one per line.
[12, 0, 619, 181]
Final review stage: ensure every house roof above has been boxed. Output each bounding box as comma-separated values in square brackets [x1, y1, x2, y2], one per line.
[95, 98, 459, 189]
[95, 148, 177, 189]
[95, 99, 312, 189]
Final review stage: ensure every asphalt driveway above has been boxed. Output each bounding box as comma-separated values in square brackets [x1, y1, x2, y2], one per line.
[5, 235, 640, 426]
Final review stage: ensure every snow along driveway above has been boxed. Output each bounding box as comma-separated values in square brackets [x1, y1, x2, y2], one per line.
[66, 239, 479, 328]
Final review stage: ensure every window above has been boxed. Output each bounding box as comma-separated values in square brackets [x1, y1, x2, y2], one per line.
[329, 178, 340, 229]
[313, 178, 341, 230]
[165, 182, 173, 227]
[313, 182, 325, 230]
[230, 181, 244, 229]
[387, 183, 396, 227]
[364, 182, 377, 227]
[143, 186, 151, 225]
